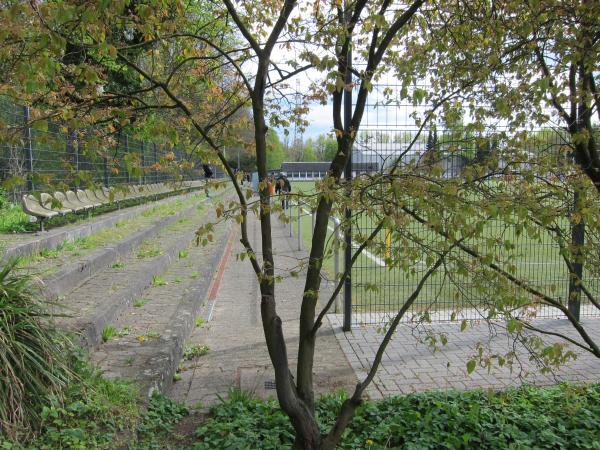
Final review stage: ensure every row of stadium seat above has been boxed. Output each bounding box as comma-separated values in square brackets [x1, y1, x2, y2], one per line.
[21, 181, 204, 231]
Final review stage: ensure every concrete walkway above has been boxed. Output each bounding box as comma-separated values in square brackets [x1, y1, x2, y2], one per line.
[168, 213, 358, 408]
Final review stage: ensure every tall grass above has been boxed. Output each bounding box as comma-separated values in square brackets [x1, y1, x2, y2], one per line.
[0, 260, 74, 438]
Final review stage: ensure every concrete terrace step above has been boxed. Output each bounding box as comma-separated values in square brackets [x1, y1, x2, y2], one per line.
[90, 224, 234, 396]
[40, 197, 207, 300]
[52, 197, 220, 348]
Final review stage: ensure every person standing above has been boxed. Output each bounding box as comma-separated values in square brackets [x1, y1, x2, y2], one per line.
[275, 173, 291, 209]
[267, 176, 276, 205]
[202, 164, 213, 198]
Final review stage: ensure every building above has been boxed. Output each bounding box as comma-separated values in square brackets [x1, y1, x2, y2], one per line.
[275, 139, 470, 180]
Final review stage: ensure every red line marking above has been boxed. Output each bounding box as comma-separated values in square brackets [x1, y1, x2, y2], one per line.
[207, 226, 236, 301]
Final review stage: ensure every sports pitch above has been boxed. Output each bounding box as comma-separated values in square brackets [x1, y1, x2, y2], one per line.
[286, 181, 599, 323]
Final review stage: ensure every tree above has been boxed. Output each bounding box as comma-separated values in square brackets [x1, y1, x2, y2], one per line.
[266, 129, 285, 170]
[314, 134, 338, 161]
[3, 1, 600, 449]
[82, 0, 429, 447]
[409, 0, 599, 191]
[302, 138, 318, 162]
[392, 0, 600, 351]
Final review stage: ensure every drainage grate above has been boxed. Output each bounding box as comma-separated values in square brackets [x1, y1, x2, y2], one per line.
[264, 380, 276, 390]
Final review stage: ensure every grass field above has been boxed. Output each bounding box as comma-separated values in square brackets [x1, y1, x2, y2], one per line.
[287, 181, 599, 323]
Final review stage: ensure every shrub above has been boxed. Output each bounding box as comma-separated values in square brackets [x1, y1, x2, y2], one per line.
[0, 260, 74, 438]
[0, 358, 188, 449]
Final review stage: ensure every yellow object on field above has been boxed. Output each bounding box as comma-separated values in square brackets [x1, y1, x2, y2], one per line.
[385, 229, 391, 261]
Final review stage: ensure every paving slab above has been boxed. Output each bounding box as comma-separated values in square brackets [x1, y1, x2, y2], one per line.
[328, 314, 600, 399]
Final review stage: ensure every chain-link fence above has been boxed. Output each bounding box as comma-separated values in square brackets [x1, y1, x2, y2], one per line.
[282, 126, 599, 326]
[345, 128, 600, 325]
[0, 98, 204, 201]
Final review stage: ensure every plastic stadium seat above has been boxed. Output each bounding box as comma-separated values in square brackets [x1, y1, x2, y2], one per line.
[66, 190, 93, 210]
[76, 190, 101, 207]
[93, 189, 110, 203]
[40, 192, 71, 215]
[21, 194, 58, 231]
[54, 191, 85, 213]
[85, 189, 106, 205]
[21, 178, 204, 231]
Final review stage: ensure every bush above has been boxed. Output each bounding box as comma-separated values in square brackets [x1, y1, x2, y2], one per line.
[0, 260, 75, 438]
[0, 260, 189, 446]
[194, 384, 600, 449]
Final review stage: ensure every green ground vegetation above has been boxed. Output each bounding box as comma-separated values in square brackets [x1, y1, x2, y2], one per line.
[0, 259, 188, 447]
[0, 190, 34, 233]
[0, 370, 189, 449]
[183, 344, 210, 361]
[4, 369, 599, 449]
[0, 261, 74, 438]
[1, 248, 598, 449]
[194, 384, 600, 449]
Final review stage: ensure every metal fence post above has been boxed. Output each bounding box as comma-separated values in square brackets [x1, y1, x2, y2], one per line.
[103, 155, 109, 187]
[342, 8, 353, 332]
[289, 197, 293, 237]
[103, 136, 112, 188]
[333, 217, 341, 313]
[140, 141, 145, 184]
[297, 199, 302, 251]
[22, 106, 34, 192]
[568, 189, 584, 320]
[125, 133, 131, 184]
[153, 143, 158, 182]
[66, 128, 77, 189]
[74, 131, 79, 173]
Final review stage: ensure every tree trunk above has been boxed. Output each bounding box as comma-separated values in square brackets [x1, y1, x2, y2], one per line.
[291, 414, 322, 450]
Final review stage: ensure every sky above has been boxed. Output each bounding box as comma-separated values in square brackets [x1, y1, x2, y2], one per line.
[253, 2, 435, 145]
[268, 42, 427, 143]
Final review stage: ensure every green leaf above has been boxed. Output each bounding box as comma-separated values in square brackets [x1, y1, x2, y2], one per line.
[466, 359, 476, 374]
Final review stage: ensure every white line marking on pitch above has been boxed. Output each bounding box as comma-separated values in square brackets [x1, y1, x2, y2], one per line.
[300, 207, 386, 267]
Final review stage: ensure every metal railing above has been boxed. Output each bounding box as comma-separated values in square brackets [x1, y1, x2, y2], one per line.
[287, 197, 344, 313]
